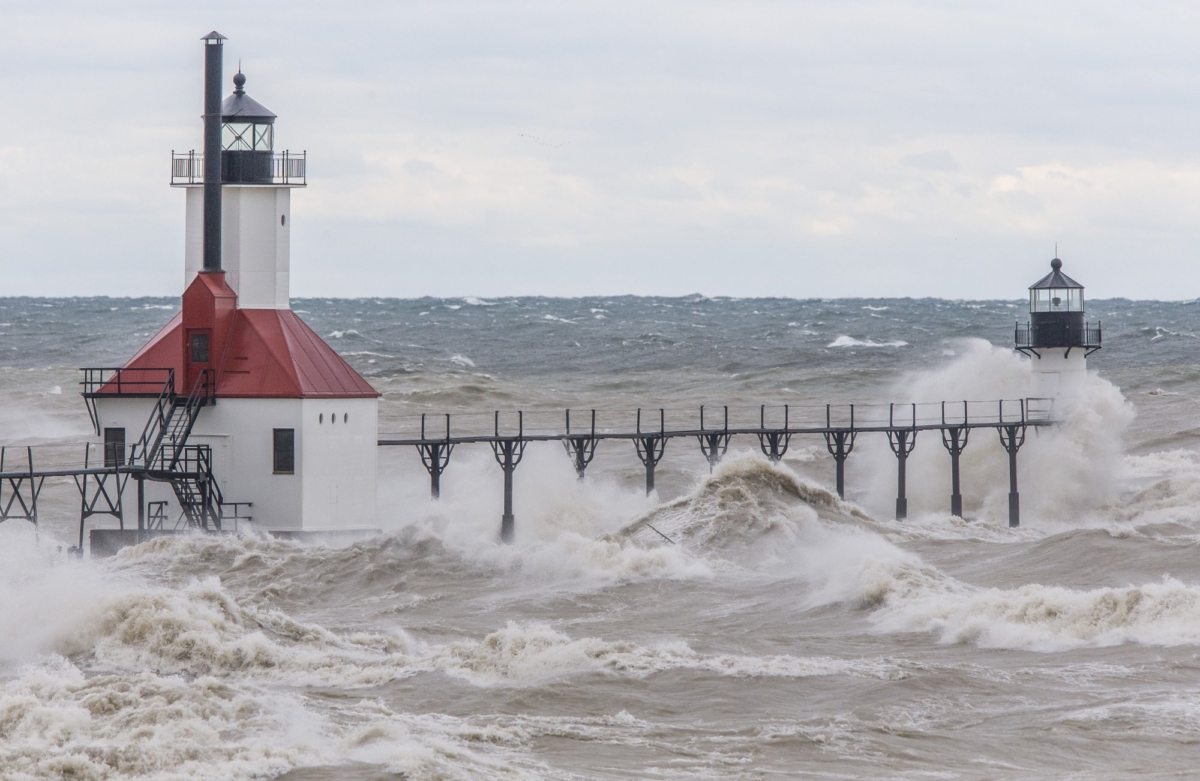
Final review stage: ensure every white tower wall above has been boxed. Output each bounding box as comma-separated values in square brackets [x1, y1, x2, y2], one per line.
[1030, 348, 1088, 399]
[299, 398, 378, 531]
[185, 185, 291, 309]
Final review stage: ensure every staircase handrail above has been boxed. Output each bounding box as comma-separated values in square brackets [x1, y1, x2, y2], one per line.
[130, 372, 178, 468]
[166, 370, 215, 471]
[161, 443, 227, 531]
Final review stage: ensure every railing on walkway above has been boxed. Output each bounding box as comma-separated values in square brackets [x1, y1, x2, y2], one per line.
[380, 399, 1053, 444]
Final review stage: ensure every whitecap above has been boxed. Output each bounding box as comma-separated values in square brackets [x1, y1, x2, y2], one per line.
[827, 335, 908, 348]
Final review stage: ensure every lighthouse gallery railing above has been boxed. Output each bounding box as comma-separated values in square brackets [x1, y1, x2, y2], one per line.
[170, 150, 306, 186]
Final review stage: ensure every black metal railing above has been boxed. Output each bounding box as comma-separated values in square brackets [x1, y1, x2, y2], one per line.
[80, 368, 176, 438]
[81, 367, 175, 398]
[170, 150, 306, 186]
[273, 151, 306, 183]
[1015, 321, 1101, 351]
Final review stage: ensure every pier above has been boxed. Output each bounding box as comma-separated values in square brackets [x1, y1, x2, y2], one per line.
[0, 384, 1052, 551]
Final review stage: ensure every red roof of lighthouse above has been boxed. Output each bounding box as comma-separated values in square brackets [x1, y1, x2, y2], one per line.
[120, 273, 379, 399]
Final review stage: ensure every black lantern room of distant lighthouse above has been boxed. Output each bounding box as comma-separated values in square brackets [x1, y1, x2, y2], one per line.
[1015, 257, 1101, 398]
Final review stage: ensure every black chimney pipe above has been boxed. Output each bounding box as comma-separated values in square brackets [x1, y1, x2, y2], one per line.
[202, 32, 225, 272]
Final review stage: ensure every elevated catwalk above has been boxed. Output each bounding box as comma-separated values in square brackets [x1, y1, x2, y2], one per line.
[379, 397, 1052, 539]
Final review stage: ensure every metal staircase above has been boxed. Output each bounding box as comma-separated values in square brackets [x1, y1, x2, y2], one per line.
[155, 443, 226, 530]
[83, 367, 249, 532]
[131, 370, 212, 470]
[140, 371, 245, 531]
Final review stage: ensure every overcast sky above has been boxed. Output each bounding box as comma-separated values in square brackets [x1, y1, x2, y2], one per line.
[2, 1, 1198, 300]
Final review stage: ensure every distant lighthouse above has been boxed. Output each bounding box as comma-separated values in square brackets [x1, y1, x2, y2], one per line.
[1015, 257, 1102, 399]
[88, 32, 380, 535]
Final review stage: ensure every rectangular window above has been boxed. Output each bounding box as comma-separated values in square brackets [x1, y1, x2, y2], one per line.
[273, 428, 295, 474]
[103, 427, 126, 467]
[190, 333, 210, 363]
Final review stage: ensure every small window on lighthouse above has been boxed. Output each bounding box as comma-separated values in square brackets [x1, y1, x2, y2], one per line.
[344, 413, 348, 424]
[273, 428, 295, 474]
[190, 333, 209, 363]
[103, 427, 126, 468]
[281, 214, 286, 226]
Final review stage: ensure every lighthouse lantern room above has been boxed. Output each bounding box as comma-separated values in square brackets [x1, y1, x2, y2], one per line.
[86, 32, 379, 535]
[1015, 257, 1102, 399]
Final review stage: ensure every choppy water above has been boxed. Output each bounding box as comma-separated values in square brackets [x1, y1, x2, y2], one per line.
[2, 294, 1200, 779]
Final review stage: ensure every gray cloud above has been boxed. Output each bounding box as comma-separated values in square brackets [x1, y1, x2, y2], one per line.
[2, 1, 1199, 299]
[904, 151, 959, 172]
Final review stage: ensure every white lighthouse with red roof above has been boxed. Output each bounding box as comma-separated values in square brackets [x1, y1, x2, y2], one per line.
[89, 33, 379, 534]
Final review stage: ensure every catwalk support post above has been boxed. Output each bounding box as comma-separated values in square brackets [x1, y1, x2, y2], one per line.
[822, 404, 856, 500]
[886, 404, 917, 520]
[757, 405, 791, 463]
[634, 408, 667, 495]
[563, 409, 598, 480]
[940, 402, 970, 518]
[490, 411, 526, 543]
[73, 442, 128, 543]
[0, 446, 44, 527]
[997, 400, 1027, 528]
[941, 427, 968, 517]
[416, 414, 453, 499]
[697, 405, 731, 472]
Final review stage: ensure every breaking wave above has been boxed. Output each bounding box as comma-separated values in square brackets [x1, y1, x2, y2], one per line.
[857, 555, 1200, 652]
[617, 452, 871, 564]
[610, 454, 1200, 654]
[431, 620, 909, 686]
